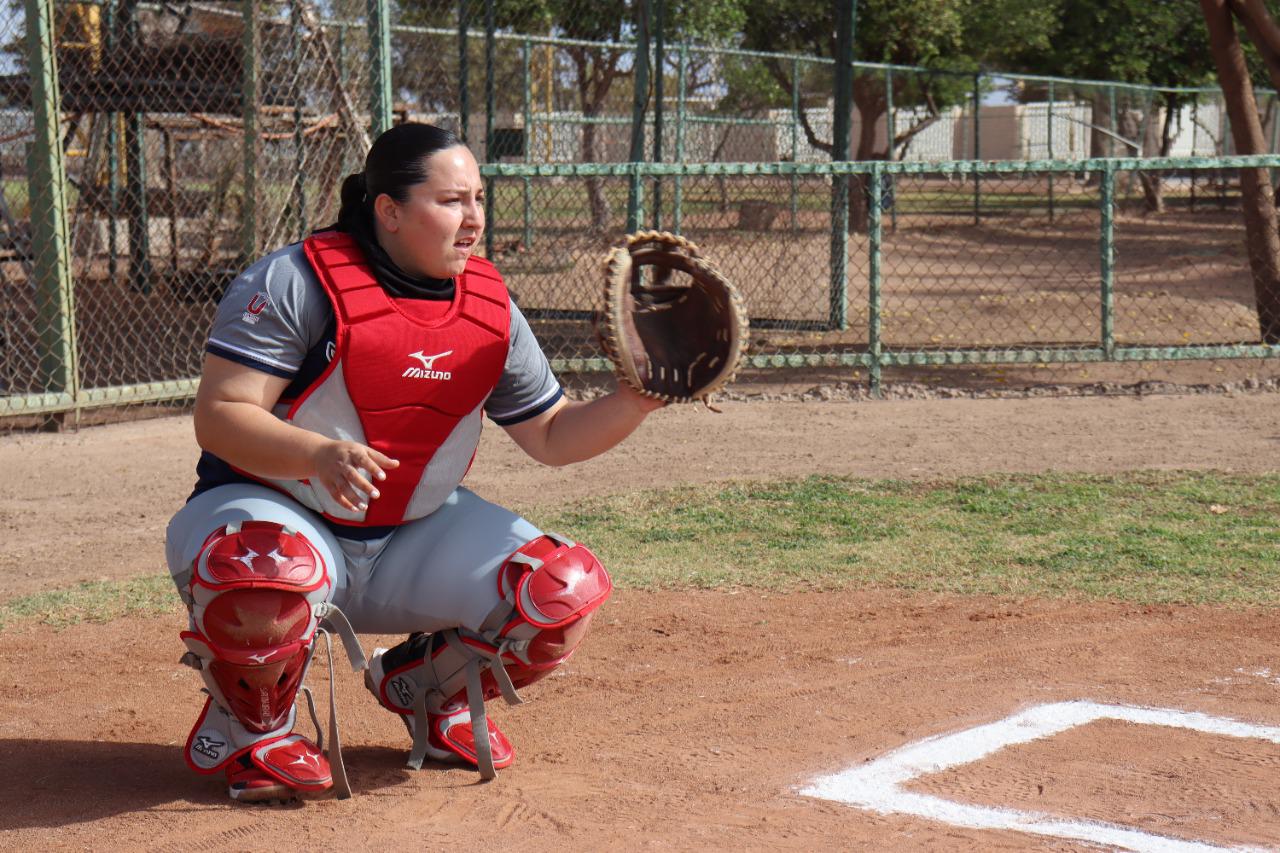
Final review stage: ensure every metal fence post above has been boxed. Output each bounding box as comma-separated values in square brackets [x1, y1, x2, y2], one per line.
[868, 161, 883, 396]
[368, 0, 393, 135]
[289, 0, 307, 237]
[105, 0, 119, 282]
[627, 0, 651, 233]
[651, 0, 664, 229]
[972, 72, 981, 225]
[790, 57, 800, 230]
[458, 0, 469, 141]
[673, 41, 686, 233]
[1108, 84, 1117, 156]
[242, 0, 259, 260]
[24, 0, 78, 404]
[483, 0, 495, 259]
[522, 37, 533, 250]
[1100, 162, 1116, 359]
[884, 65, 896, 232]
[1047, 80, 1055, 222]
[829, 0, 854, 332]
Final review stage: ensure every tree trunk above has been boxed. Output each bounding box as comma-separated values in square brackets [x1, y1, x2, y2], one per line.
[847, 77, 887, 234]
[1203, 0, 1280, 342]
[574, 52, 612, 231]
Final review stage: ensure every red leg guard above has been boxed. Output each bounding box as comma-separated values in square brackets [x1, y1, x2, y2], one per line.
[365, 534, 612, 777]
[179, 521, 335, 793]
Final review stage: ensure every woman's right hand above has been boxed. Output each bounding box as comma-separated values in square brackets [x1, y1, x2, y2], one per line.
[312, 440, 401, 512]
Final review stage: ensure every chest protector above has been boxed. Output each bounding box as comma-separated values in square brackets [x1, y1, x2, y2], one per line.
[262, 231, 510, 526]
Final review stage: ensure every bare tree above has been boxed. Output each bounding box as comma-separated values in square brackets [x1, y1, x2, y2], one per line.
[1200, 0, 1280, 342]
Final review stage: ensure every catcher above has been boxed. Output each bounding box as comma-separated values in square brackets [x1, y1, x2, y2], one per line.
[164, 121, 746, 804]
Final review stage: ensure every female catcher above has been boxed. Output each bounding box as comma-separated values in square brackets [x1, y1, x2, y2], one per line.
[165, 122, 662, 803]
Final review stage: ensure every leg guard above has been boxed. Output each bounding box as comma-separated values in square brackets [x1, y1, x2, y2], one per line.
[365, 533, 612, 779]
[179, 520, 362, 799]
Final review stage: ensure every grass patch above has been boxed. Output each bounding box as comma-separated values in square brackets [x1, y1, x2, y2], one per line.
[3, 471, 1275, 632]
[0, 574, 178, 632]
[532, 471, 1280, 605]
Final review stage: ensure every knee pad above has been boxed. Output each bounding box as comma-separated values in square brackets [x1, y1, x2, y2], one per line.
[179, 521, 341, 790]
[368, 533, 612, 776]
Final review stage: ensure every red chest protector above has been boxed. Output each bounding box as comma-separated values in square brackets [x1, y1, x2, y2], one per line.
[284, 231, 510, 526]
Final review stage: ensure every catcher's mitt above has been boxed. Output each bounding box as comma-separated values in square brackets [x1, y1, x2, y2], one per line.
[600, 231, 748, 406]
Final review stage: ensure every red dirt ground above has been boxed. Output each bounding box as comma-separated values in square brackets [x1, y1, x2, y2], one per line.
[1, 392, 1278, 850]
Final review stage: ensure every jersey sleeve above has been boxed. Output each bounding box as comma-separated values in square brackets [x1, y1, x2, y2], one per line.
[204, 243, 330, 378]
[485, 299, 564, 426]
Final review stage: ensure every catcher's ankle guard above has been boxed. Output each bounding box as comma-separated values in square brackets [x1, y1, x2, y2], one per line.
[366, 533, 611, 779]
[178, 521, 366, 798]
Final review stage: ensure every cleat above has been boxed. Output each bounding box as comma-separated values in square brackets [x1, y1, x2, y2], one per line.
[226, 756, 297, 804]
[365, 646, 514, 769]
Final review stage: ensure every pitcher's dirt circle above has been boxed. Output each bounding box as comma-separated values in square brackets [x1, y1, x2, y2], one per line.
[1, 393, 1278, 850]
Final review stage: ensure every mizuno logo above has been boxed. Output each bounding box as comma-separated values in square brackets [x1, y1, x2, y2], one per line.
[403, 349, 453, 380]
[192, 734, 226, 760]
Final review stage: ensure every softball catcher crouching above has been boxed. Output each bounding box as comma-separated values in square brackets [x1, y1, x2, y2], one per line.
[165, 122, 745, 803]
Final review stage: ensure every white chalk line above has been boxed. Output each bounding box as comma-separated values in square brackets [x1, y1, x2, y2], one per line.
[800, 700, 1280, 853]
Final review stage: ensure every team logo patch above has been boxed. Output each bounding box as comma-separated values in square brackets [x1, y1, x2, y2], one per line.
[242, 291, 270, 325]
[402, 349, 453, 381]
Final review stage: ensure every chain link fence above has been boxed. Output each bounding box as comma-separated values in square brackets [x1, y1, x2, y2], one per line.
[3, 0, 1279, 431]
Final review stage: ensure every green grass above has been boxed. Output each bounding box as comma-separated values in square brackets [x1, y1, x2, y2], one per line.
[0, 574, 178, 632]
[2, 471, 1276, 632]
[531, 471, 1280, 605]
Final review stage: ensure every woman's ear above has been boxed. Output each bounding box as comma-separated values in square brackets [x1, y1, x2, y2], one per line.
[373, 193, 400, 233]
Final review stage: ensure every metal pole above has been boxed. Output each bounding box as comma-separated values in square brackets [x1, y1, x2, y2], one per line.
[868, 160, 883, 396]
[164, 130, 178, 271]
[290, 0, 307, 237]
[458, 0, 469, 142]
[829, 0, 854, 331]
[1190, 101, 1198, 210]
[651, 0, 665, 229]
[484, 0, 495, 259]
[24, 0, 78, 402]
[673, 41, 686, 232]
[790, 57, 800, 230]
[125, 111, 150, 292]
[627, 0, 651, 233]
[885, 65, 896, 232]
[1100, 162, 1115, 359]
[522, 38, 533, 251]
[972, 72, 981, 225]
[1108, 84, 1117, 156]
[1047, 80, 1055, 223]
[105, 0, 119, 282]
[242, 0, 259, 260]
[368, 0, 393, 135]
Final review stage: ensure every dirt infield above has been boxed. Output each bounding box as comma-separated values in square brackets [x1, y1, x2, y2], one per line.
[1, 392, 1279, 849]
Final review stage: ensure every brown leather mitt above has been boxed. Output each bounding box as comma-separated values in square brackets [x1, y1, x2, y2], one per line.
[600, 231, 749, 406]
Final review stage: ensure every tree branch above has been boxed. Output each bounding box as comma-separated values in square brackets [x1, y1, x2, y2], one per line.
[1228, 0, 1280, 93]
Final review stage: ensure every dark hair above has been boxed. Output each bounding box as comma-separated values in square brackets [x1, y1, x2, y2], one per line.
[336, 123, 463, 233]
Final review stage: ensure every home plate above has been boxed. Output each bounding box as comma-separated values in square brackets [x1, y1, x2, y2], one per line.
[800, 701, 1280, 852]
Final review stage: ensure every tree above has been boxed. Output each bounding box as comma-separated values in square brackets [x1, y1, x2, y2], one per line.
[1200, 0, 1280, 342]
[739, 0, 1058, 230]
[395, 0, 745, 229]
[1011, 1, 1217, 167]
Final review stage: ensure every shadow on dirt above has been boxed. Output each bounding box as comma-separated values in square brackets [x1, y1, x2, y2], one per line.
[0, 741, 414, 829]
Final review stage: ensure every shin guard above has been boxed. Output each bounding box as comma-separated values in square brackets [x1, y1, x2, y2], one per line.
[179, 521, 364, 797]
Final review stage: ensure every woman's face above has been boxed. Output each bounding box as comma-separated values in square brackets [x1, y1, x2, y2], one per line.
[374, 144, 485, 279]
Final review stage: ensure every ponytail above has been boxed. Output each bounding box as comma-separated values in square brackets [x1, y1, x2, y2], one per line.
[336, 171, 368, 233]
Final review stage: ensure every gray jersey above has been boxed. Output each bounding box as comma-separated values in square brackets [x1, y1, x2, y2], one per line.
[205, 242, 562, 425]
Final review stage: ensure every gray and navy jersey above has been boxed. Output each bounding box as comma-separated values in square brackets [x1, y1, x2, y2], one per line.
[193, 242, 562, 533]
